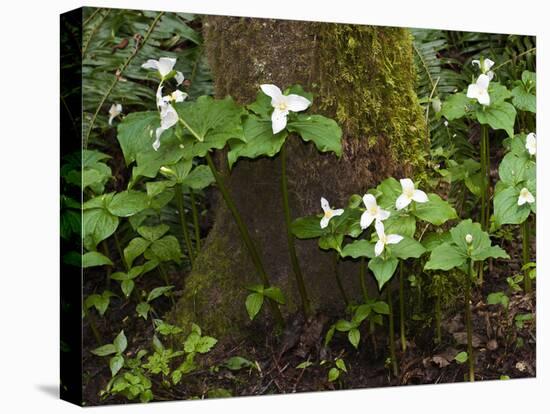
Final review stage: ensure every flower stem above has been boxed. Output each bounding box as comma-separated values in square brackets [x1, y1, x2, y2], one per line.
[205, 153, 284, 328]
[333, 252, 349, 306]
[465, 259, 475, 382]
[158, 263, 175, 306]
[280, 142, 311, 318]
[189, 188, 202, 253]
[480, 124, 488, 231]
[359, 257, 368, 302]
[484, 126, 491, 230]
[386, 286, 399, 377]
[522, 219, 532, 294]
[84, 308, 103, 345]
[399, 261, 407, 352]
[175, 184, 195, 266]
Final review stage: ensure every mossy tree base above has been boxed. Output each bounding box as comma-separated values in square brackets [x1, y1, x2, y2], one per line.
[171, 16, 427, 339]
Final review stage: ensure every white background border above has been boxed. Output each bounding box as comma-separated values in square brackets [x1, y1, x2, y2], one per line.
[0, 0, 546, 412]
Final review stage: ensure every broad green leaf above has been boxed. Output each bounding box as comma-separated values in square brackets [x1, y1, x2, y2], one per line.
[498, 152, 535, 186]
[335, 319, 354, 332]
[176, 96, 245, 157]
[494, 186, 530, 226]
[132, 132, 185, 179]
[341, 240, 375, 259]
[413, 193, 457, 225]
[335, 359, 347, 372]
[91, 343, 116, 357]
[390, 236, 426, 260]
[318, 233, 344, 252]
[368, 256, 399, 290]
[228, 116, 287, 168]
[147, 286, 174, 302]
[114, 330, 128, 353]
[384, 213, 416, 238]
[110, 355, 124, 377]
[181, 165, 215, 190]
[421, 231, 452, 251]
[475, 102, 516, 137]
[441, 93, 471, 120]
[224, 356, 255, 371]
[376, 177, 402, 209]
[124, 237, 151, 268]
[83, 208, 119, 250]
[147, 236, 182, 263]
[82, 251, 113, 268]
[245, 292, 264, 320]
[473, 245, 509, 262]
[137, 224, 170, 242]
[512, 85, 536, 113]
[291, 216, 326, 239]
[121, 279, 135, 298]
[146, 180, 174, 198]
[85, 291, 114, 316]
[487, 292, 509, 308]
[136, 302, 151, 320]
[287, 114, 343, 156]
[108, 191, 150, 217]
[455, 351, 468, 364]
[328, 367, 340, 382]
[488, 83, 512, 105]
[263, 287, 286, 304]
[348, 328, 360, 349]
[83, 192, 114, 210]
[372, 301, 390, 315]
[353, 304, 371, 324]
[424, 242, 466, 271]
[195, 336, 218, 354]
[184, 332, 200, 353]
[117, 111, 159, 165]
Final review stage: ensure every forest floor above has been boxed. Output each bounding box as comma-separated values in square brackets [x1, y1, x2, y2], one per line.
[82, 242, 536, 405]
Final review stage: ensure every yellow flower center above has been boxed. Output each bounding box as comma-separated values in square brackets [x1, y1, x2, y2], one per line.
[404, 187, 414, 198]
[369, 206, 379, 216]
[324, 210, 334, 219]
[276, 102, 288, 111]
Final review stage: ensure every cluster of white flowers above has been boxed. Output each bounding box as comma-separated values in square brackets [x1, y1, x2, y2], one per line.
[320, 179, 428, 256]
[467, 57, 495, 106]
[141, 57, 187, 150]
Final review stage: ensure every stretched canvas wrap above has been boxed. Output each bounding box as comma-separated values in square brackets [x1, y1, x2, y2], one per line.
[60, 6, 537, 406]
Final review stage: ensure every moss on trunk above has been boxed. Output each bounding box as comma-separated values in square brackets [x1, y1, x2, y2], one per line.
[171, 16, 427, 339]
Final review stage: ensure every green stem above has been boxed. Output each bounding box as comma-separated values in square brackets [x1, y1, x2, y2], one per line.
[484, 126, 491, 230]
[480, 125, 488, 230]
[281, 142, 311, 318]
[158, 264, 175, 306]
[101, 241, 112, 288]
[114, 233, 127, 270]
[359, 257, 368, 302]
[189, 188, 202, 253]
[522, 219, 532, 294]
[399, 261, 407, 352]
[465, 260, 475, 382]
[175, 184, 195, 266]
[387, 287, 399, 377]
[333, 252, 349, 306]
[85, 308, 103, 345]
[205, 153, 284, 327]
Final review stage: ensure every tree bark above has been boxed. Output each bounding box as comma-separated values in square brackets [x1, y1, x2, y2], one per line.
[171, 16, 427, 339]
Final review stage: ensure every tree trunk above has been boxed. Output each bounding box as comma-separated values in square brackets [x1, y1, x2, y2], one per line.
[171, 16, 427, 339]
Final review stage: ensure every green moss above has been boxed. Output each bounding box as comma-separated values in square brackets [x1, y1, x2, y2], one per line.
[315, 25, 428, 175]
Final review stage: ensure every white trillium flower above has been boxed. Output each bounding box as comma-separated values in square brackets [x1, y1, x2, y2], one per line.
[260, 84, 311, 134]
[175, 71, 185, 86]
[465, 234, 473, 244]
[374, 220, 403, 257]
[142, 57, 176, 78]
[360, 194, 390, 230]
[108, 103, 122, 126]
[525, 133, 536, 156]
[472, 58, 495, 80]
[153, 104, 179, 151]
[320, 197, 344, 229]
[395, 178, 428, 210]
[467, 74, 491, 106]
[517, 188, 535, 206]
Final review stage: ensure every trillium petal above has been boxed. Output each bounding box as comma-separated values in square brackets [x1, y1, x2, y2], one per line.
[466, 84, 479, 100]
[517, 195, 527, 206]
[333, 208, 345, 217]
[175, 71, 184, 85]
[386, 234, 404, 245]
[396, 194, 411, 210]
[321, 197, 330, 212]
[260, 84, 284, 105]
[477, 90, 490, 106]
[400, 178, 415, 193]
[142, 59, 159, 70]
[484, 58, 495, 71]
[375, 220, 385, 240]
[157, 57, 176, 77]
[477, 74, 491, 90]
[412, 189, 428, 203]
[526, 133, 536, 155]
[472, 59, 481, 68]
[171, 90, 187, 103]
[285, 94, 311, 112]
[160, 105, 179, 129]
[271, 109, 288, 134]
[362, 194, 377, 210]
[377, 208, 390, 221]
[153, 127, 164, 151]
[360, 211, 374, 229]
[486, 70, 494, 81]
[374, 240, 384, 257]
[526, 192, 535, 203]
[320, 216, 330, 229]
